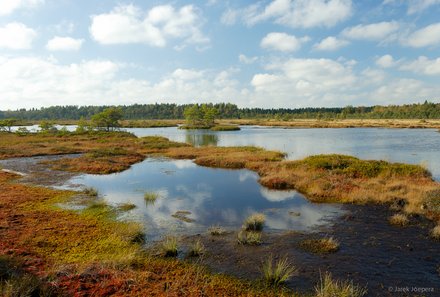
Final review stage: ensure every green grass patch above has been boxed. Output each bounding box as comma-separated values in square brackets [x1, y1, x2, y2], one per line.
[300, 154, 430, 178]
[237, 231, 262, 245]
[161, 236, 179, 257]
[188, 239, 205, 257]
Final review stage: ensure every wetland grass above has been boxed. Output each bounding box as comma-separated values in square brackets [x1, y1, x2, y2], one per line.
[188, 239, 205, 257]
[83, 187, 98, 197]
[262, 255, 296, 286]
[117, 202, 137, 211]
[208, 225, 227, 236]
[237, 231, 262, 245]
[389, 213, 409, 226]
[300, 237, 340, 254]
[161, 236, 179, 257]
[431, 225, 440, 240]
[315, 272, 367, 297]
[243, 213, 266, 231]
[144, 192, 159, 203]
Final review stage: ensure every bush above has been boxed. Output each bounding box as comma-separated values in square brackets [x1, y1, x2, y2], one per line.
[161, 236, 178, 257]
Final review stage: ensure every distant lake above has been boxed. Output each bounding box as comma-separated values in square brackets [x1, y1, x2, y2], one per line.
[126, 126, 440, 180]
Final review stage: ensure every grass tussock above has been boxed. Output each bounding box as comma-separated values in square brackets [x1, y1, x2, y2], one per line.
[315, 272, 367, 297]
[430, 225, 440, 240]
[83, 187, 98, 197]
[117, 202, 137, 211]
[262, 255, 296, 286]
[188, 239, 205, 257]
[389, 213, 409, 226]
[243, 213, 266, 231]
[161, 236, 179, 257]
[237, 231, 262, 245]
[300, 237, 340, 254]
[144, 192, 159, 203]
[208, 226, 227, 236]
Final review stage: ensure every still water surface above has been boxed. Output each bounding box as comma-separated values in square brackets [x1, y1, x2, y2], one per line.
[126, 126, 440, 180]
[63, 158, 342, 239]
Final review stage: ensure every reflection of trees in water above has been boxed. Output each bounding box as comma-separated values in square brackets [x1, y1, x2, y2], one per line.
[185, 132, 219, 146]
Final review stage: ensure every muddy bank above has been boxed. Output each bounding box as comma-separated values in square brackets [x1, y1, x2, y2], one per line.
[182, 204, 440, 297]
[0, 155, 80, 187]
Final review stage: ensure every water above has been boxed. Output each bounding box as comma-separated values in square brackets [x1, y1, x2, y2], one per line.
[62, 158, 343, 239]
[126, 126, 440, 180]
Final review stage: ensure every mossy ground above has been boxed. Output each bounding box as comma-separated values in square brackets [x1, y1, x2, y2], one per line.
[0, 171, 292, 296]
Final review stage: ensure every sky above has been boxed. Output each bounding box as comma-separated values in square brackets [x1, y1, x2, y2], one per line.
[1, 0, 440, 110]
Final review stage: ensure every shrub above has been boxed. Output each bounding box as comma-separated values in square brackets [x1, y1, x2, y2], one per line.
[243, 213, 265, 231]
[262, 255, 296, 286]
[315, 272, 367, 297]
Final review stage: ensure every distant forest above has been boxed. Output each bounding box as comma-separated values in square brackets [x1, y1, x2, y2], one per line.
[1, 101, 440, 120]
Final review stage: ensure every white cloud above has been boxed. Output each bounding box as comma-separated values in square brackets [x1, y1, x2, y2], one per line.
[251, 58, 357, 106]
[90, 4, 208, 47]
[261, 32, 309, 52]
[221, 8, 239, 25]
[400, 56, 440, 75]
[0, 56, 247, 109]
[404, 23, 440, 47]
[407, 0, 440, 14]
[239, 54, 258, 64]
[375, 54, 396, 68]
[314, 36, 349, 51]
[342, 21, 400, 41]
[46, 36, 84, 51]
[0, 22, 37, 50]
[226, 0, 352, 28]
[0, 0, 43, 16]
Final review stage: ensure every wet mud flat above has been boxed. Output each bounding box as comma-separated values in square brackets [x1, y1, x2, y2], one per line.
[0, 155, 80, 187]
[183, 204, 440, 296]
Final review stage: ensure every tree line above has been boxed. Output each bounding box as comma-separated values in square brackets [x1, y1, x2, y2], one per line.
[1, 101, 440, 120]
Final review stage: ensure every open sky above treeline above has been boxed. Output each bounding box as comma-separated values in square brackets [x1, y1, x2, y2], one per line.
[1, 0, 440, 110]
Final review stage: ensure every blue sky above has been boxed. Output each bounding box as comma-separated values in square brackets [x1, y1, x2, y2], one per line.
[1, 0, 440, 109]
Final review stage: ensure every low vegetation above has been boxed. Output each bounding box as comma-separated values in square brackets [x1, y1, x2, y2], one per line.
[144, 192, 159, 203]
[300, 237, 340, 254]
[2, 171, 291, 296]
[262, 256, 296, 287]
[117, 202, 137, 211]
[430, 225, 440, 240]
[208, 226, 227, 236]
[244, 213, 266, 231]
[389, 213, 409, 226]
[315, 272, 367, 297]
[210, 125, 241, 131]
[237, 231, 262, 245]
[83, 187, 98, 197]
[188, 239, 205, 257]
[161, 236, 179, 257]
